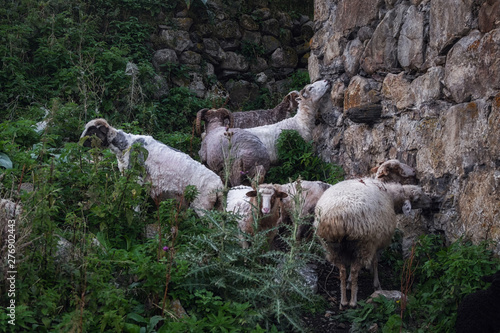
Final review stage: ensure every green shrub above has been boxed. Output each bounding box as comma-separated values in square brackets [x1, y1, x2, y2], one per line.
[172, 190, 326, 331]
[337, 234, 500, 333]
[266, 130, 344, 185]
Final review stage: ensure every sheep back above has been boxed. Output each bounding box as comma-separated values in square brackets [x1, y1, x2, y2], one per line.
[314, 179, 397, 267]
[144, 140, 223, 211]
[202, 127, 271, 186]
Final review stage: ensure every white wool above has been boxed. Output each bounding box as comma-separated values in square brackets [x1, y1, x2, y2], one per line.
[314, 177, 430, 308]
[245, 80, 331, 163]
[81, 119, 223, 215]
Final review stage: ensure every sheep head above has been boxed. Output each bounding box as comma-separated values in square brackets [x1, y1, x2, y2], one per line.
[400, 184, 432, 215]
[81, 118, 116, 148]
[196, 108, 234, 135]
[296, 79, 331, 107]
[372, 160, 417, 185]
[246, 185, 287, 216]
[284, 90, 300, 110]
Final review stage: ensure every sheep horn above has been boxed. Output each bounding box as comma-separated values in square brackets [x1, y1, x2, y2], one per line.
[196, 108, 210, 135]
[220, 108, 234, 128]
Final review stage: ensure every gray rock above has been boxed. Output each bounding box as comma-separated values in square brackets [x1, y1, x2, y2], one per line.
[180, 51, 201, 65]
[213, 20, 242, 40]
[261, 35, 281, 54]
[444, 29, 500, 103]
[398, 5, 425, 70]
[270, 47, 298, 68]
[429, 0, 475, 57]
[242, 30, 262, 45]
[410, 66, 444, 108]
[342, 38, 364, 77]
[239, 14, 259, 31]
[226, 80, 260, 109]
[361, 4, 409, 74]
[479, 0, 500, 33]
[152, 49, 178, 72]
[203, 38, 226, 62]
[157, 30, 192, 53]
[261, 18, 280, 37]
[220, 51, 249, 72]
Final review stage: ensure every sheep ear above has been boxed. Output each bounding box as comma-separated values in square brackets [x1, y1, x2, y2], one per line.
[99, 125, 109, 135]
[276, 191, 288, 199]
[246, 191, 257, 197]
[403, 200, 412, 216]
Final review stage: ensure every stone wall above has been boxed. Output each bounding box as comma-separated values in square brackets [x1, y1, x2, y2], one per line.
[149, 0, 314, 109]
[309, 0, 500, 252]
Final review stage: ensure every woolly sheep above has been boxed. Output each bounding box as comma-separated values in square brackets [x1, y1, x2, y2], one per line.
[313, 178, 431, 309]
[196, 108, 271, 187]
[276, 180, 331, 241]
[456, 269, 500, 333]
[243, 80, 331, 164]
[226, 184, 287, 248]
[231, 90, 300, 129]
[81, 119, 223, 215]
[370, 159, 418, 185]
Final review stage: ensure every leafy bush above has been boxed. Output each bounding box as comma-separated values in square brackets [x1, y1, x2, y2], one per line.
[174, 207, 326, 331]
[266, 130, 344, 185]
[337, 234, 500, 333]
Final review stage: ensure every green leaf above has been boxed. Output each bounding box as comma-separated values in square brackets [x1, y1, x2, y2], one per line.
[127, 313, 148, 324]
[0, 152, 13, 169]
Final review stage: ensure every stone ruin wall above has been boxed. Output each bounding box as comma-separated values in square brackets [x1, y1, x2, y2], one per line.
[309, 0, 500, 253]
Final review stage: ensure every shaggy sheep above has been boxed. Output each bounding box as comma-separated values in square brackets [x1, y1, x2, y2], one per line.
[243, 80, 331, 164]
[81, 119, 223, 215]
[231, 90, 300, 129]
[276, 179, 331, 241]
[455, 269, 500, 333]
[370, 159, 418, 185]
[196, 108, 271, 187]
[313, 178, 431, 309]
[226, 184, 287, 248]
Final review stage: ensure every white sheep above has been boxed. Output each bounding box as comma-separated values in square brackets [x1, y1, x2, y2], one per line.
[456, 269, 500, 333]
[276, 179, 332, 241]
[196, 108, 271, 187]
[313, 178, 431, 309]
[231, 90, 299, 129]
[370, 159, 417, 185]
[243, 80, 331, 163]
[81, 119, 223, 215]
[226, 184, 288, 248]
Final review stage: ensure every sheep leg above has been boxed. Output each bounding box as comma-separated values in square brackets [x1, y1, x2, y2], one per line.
[372, 255, 381, 290]
[349, 262, 362, 308]
[339, 264, 348, 310]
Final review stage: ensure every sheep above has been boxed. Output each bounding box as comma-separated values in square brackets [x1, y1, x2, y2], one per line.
[276, 179, 332, 241]
[370, 159, 418, 185]
[196, 108, 271, 187]
[455, 269, 500, 333]
[243, 79, 332, 164]
[226, 184, 288, 248]
[231, 90, 300, 129]
[313, 178, 431, 309]
[80, 118, 223, 215]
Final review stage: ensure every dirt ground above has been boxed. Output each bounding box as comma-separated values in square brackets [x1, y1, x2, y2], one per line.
[304, 259, 399, 332]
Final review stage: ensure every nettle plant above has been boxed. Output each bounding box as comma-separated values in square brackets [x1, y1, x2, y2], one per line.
[266, 129, 344, 185]
[338, 234, 500, 333]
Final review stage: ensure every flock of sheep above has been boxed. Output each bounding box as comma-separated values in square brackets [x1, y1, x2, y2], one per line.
[80, 80, 499, 330]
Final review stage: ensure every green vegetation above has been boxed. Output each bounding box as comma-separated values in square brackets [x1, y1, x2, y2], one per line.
[338, 234, 500, 333]
[0, 0, 334, 331]
[1, 0, 498, 332]
[266, 130, 344, 185]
